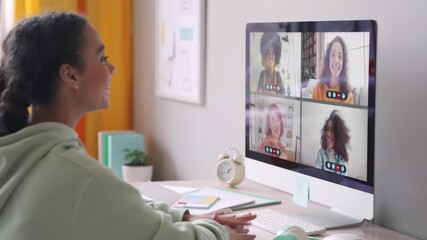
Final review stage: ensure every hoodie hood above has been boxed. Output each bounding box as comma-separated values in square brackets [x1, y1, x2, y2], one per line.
[0, 122, 80, 211]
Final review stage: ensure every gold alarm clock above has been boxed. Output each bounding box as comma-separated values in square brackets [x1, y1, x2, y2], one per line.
[216, 147, 245, 187]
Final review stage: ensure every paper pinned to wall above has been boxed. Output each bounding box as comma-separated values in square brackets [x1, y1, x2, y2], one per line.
[156, 0, 205, 104]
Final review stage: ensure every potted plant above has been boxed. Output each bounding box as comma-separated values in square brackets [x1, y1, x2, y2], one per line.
[121, 148, 153, 183]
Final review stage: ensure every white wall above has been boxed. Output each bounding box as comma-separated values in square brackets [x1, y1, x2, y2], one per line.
[133, 0, 427, 239]
[0, 0, 14, 59]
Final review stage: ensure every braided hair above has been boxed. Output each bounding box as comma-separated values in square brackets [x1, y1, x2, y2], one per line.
[0, 12, 87, 136]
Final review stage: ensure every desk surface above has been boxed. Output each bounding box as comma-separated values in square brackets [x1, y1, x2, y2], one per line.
[133, 179, 415, 240]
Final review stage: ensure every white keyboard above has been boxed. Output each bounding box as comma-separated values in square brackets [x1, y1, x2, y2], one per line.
[251, 209, 326, 236]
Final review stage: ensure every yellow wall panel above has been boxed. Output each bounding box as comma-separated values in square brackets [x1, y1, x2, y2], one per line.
[84, 0, 132, 157]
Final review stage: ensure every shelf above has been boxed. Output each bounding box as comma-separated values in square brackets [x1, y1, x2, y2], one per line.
[302, 32, 317, 81]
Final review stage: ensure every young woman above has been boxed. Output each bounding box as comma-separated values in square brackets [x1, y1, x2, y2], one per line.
[315, 110, 350, 175]
[0, 12, 255, 240]
[256, 32, 286, 95]
[312, 36, 354, 104]
[257, 103, 288, 160]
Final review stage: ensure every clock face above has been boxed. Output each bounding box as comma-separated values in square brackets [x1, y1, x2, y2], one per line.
[217, 160, 235, 182]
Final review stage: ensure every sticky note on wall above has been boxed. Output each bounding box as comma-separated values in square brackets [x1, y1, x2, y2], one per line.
[179, 28, 193, 41]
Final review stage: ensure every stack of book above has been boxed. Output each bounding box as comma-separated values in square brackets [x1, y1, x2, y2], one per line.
[98, 131, 145, 179]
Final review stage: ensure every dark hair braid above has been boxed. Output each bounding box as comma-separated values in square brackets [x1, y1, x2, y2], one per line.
[0, 12, 87, 136]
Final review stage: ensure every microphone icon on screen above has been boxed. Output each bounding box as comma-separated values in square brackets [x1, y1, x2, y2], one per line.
[326, 90, 348, 100]
[325, 161, 347, 174]
[264, 146, 281, 156]
[265, 85, 280, 93]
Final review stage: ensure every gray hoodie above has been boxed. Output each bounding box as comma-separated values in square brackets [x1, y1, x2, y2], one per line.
[0, 122, 229, 240]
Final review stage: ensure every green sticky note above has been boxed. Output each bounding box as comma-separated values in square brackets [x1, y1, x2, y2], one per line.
[292, 174, 309, 208]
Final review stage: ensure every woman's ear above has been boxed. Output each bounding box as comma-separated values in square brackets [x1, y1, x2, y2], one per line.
[58, 64, 80, 90]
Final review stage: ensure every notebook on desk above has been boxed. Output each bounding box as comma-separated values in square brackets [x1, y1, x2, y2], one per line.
[176, 187, 281, 215]
[214, 187, 282, 211]
[135, 181, 183, 205]
[133, 182, 281, 215]
[180, 187, 256, 215]
[172, 194, 220, 209]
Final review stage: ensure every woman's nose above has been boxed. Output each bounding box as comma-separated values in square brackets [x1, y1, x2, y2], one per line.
[109, 62, 117, 75]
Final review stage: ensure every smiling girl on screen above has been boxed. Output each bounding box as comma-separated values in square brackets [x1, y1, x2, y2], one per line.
[312, 35, 354, 104]
[315, 110, 350, 175]
[257, 103, 289, 160]
[256, 32, 286, 95]
[0, 12, 255, 240]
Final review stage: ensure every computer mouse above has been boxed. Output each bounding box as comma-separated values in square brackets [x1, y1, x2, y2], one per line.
[323, 233, 365, 240]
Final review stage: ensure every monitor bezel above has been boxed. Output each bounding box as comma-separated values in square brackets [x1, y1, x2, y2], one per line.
[245, 20, 377, 194]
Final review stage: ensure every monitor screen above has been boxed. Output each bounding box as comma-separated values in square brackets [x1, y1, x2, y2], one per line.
[245, 20, 376, 198]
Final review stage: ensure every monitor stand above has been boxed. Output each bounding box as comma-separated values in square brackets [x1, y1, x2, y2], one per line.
[245, 159, 373, 229]
[287, 207, 365, 230]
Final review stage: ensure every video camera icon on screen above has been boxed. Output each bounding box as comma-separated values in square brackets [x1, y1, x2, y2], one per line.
[325, 161, 347, 174]
[264, 146, 281, 157]
[326, 90, 348, 101]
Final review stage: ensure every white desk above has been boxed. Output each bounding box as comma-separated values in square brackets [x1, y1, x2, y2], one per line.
[132, 179, 415, 240]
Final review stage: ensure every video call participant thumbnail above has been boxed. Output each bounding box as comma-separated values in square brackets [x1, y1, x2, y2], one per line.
[315, 109, 350, 175]
[256, 32, 286, 95]
[256, 103, 289, 160]
[312, 35, 353, 104]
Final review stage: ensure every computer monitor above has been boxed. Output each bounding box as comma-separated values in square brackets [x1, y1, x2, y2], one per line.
[245, 20, 376, 228]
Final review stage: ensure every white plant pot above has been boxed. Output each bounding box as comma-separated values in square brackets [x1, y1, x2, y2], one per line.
[122, 165, 153, 183]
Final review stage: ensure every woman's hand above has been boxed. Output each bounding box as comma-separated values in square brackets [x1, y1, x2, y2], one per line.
[212, 212, 257, 227]
[183, 210, 257, 239]
[216, 213, 257, 240]
[224, 225, 256, 240]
